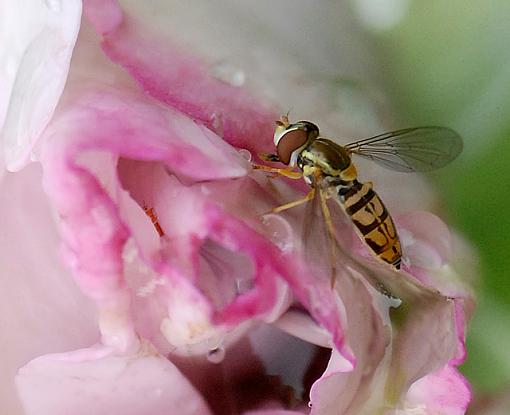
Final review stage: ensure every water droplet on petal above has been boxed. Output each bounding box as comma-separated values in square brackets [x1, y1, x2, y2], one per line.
[308, 401, 313, 408]
[200, 184, 211, 195]
[238, 148, 252, 162]
[262, 214, 294, 252]
[207, 346, 226, 364]
[211, 61, 246, 87]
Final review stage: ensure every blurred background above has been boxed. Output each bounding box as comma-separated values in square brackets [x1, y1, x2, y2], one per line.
[348, 0, 510, 406]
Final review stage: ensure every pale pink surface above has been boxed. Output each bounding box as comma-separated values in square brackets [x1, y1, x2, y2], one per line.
[405, 365, 471, 415]
[7, 1, 475, 414]
[16, 342, 212, 415]
[0, 164, 97, 414]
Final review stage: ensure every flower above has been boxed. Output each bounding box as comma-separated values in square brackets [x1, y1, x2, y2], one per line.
[1, 1, 475, 414]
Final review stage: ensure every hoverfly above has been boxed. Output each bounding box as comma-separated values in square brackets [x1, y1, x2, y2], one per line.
[254, 115, 462, 273]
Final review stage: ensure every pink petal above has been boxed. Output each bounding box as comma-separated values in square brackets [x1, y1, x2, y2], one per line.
[309, 257, 460, 414]
[405, 365, 471, 415]
[83, 0, 279, 156]
[38, 79, 352, 365]
[16, 343, 212, 415]
[396, 212, 475, 366]
[309, 272, 386, 414]
[0, 164, 97, 414]
[0, 0, 81, 171]
[397, 211, 453, 270]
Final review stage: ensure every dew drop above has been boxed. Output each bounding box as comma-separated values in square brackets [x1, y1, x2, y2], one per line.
[211, 61, 246, 87]
[200, 184, 211, 195]
[207, 347, 226, 364]
[238, 148, 252, 162]
[262, 214, 294, 252]
[308, 401, 313, 408]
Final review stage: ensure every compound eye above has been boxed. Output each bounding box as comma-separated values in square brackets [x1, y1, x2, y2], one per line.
[276, 128, 308, 165]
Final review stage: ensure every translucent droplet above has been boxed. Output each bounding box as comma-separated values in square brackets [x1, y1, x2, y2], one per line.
[44, 0, 62, 12]
[29, 151, 37, 162]
[308, 401, 313, 408]
[262, 214, 294, 252]
[211, 62, 246, 87]
[207, 347, 226, 364]
[238, 148, 252, 162]
[200, 184, 211, 195]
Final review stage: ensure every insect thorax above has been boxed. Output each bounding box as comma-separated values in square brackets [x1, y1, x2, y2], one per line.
[297, 138, 357, 183]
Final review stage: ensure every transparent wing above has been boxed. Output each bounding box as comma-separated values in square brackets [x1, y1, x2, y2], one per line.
[344, 127, 462, 172]
[300, 179, 358, 287]
[299, 178, 428, 297]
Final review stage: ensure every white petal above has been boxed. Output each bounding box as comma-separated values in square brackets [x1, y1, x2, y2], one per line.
[0, 0, 81, 171]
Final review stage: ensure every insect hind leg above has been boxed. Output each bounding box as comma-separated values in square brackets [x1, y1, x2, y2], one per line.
[318, 189, 339, 288]
[269, 188, 316, 214]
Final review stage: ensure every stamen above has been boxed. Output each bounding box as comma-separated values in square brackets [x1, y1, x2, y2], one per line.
[143, 204, 165, 237]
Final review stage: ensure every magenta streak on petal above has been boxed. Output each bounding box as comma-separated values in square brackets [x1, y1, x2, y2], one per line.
[42, 156, 129, 299]
[41, 147, 136, 352]
[452, 299, 468, 365]
[53, 86, 249, 181]
[83, 1, 279, 156]
[204, 204, 354, 367]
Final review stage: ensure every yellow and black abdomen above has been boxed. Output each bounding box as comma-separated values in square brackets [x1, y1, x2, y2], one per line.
[338, 180, 402, 269]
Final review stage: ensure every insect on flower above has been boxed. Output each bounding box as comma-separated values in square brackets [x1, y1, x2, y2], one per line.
[254, 115, 462, 277]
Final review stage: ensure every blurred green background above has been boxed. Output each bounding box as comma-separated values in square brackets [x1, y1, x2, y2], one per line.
[354, 0, 510, 396]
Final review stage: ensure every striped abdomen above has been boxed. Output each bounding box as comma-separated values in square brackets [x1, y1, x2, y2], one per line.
[337, 180, 401, 269]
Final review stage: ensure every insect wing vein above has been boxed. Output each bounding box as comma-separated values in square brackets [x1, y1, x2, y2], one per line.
[345, 126, 462, 172]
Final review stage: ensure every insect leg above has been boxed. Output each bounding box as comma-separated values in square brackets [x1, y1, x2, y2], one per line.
[270, 188, 315, 214]
[318, 189, 338, 288]
[252, 163, 303, 179]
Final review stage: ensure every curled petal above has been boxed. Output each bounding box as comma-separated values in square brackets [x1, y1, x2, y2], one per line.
[0, 0, 81, 170]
